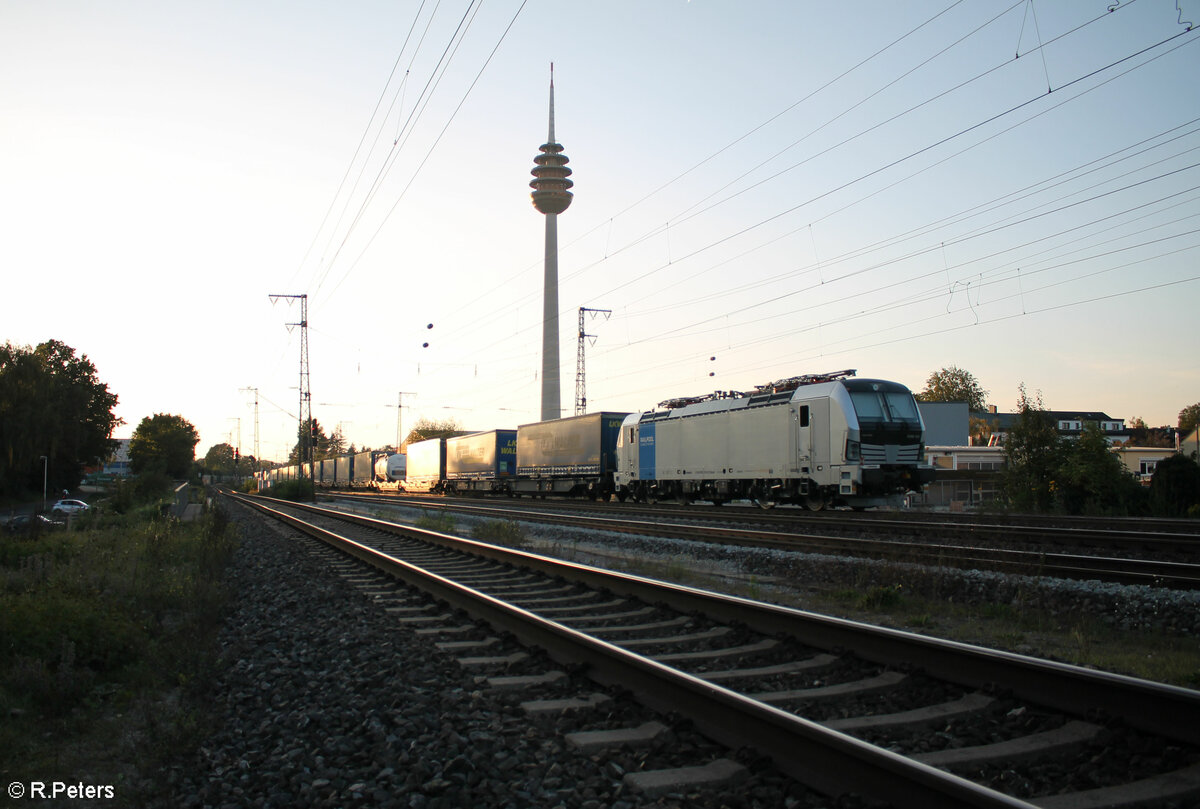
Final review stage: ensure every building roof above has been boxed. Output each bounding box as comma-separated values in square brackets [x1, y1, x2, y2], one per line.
[981, 410, 1122, 429]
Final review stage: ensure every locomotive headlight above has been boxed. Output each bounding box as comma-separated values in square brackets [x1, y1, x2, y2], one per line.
[845, 439, 861, 461]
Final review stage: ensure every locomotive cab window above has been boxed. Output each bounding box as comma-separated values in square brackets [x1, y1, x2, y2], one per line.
[799, 405, 809, 427]
[845, 380, 922, 445]
[848, 390, 920, 425]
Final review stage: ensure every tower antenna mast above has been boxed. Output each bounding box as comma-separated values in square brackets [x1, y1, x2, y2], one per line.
[530, 63, 574, 421]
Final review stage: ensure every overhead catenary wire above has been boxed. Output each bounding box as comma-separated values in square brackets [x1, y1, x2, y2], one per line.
[421, 7, 1200, 373]
[289, 0, 432, 291]
[319, 0, 530, 309]
[277, 4, 1198, 437]
[309, 0, 487, 305]
[439, 33, 1200, 386]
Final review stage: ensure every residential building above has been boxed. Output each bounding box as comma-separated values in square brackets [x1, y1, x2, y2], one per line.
[981, 409, 1130, 446]
[1113, 446, 1178, 485]
[102, 438, 132, 477]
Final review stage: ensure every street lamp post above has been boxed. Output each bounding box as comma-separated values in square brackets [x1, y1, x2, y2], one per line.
[40, 456, 47, 512]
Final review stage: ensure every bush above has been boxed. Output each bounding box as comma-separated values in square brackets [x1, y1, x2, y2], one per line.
[415, 512, 457, 534]
[107, 472, 175, 515]
[1149, 455, 1200, 517]
[0, 507, 236, 718]
[268, 479, 315, 502]
[471, 519, 527, 548]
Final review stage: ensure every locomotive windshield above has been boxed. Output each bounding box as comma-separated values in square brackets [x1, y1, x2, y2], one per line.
[845, 380, 922, 443]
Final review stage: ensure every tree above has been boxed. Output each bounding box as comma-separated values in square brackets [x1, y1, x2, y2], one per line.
[1001, 385, 1061, 512]
[327, 425, 348, 458]
[915, 366, 989, 412]
[969, 415, 993, 447]
[1055, 421, 1141, 515]
[129, 413, 199, 478]
[289, 418, 337, 464]
[203, 443, 236, 476]
[1180, 402, 1200, 434]
[1148, 454, 1199, 517]
[0, 340, 121, 497]
[403, 417, 462, 449]
[1124, 418, 1175, 448]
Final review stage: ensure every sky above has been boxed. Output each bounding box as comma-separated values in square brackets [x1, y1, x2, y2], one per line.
[3, 1, 1198, 463]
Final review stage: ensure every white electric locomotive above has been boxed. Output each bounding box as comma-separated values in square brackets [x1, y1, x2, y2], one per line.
[613, 370, 930, 509]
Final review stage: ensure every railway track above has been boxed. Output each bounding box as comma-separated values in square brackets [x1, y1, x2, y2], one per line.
[229, 492, 1200, 808]
[324, 492, 1200, 589]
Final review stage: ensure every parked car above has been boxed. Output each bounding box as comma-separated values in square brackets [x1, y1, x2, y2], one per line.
[3, 514, 65, 534]
[51, 499, 90, 517]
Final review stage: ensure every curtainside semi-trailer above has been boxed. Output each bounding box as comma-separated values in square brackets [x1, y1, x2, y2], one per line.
[513, 411, 629, 499]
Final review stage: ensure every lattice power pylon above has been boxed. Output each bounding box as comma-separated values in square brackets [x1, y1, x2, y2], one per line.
[269, 293, 312, 493]
[575, 306, 611, 416]
[240, 386, 260, 471]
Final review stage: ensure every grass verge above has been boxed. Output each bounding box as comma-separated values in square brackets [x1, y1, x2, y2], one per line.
[0, 505, 237, 803]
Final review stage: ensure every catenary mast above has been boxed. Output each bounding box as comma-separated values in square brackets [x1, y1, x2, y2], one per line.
[529, 64, 573, 421]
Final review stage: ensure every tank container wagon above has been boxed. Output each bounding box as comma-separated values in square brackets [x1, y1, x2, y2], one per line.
[613, 370, 931, 510]
[513, 412, 630, 499]
[444, 430, 517, 494]
[405, 438, 447, 493]
[371, 452, 407, 491]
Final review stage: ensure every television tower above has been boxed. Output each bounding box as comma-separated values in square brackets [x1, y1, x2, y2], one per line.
[530, 64, 573, 421]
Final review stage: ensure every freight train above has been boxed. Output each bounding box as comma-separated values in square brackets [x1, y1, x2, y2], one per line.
[256, 370, 930, 509]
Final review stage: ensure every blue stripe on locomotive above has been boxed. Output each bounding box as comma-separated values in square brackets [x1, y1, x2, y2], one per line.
[638, 421, 656, 480]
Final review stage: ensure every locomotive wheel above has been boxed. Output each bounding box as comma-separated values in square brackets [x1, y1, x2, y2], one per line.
[805, 493, 827, 511]
[753, 496, 776, 510]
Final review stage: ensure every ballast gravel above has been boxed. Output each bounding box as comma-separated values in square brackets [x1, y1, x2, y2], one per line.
[165, 504, 870, 809]
[348, 501, 1200, 638]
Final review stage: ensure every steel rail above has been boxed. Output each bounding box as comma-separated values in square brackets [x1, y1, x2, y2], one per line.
[330, 490, 1200, 547]
[244, 495, 1200, 747]
[325, 492, 1200, 588]
[231, 492, 1032, 808]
